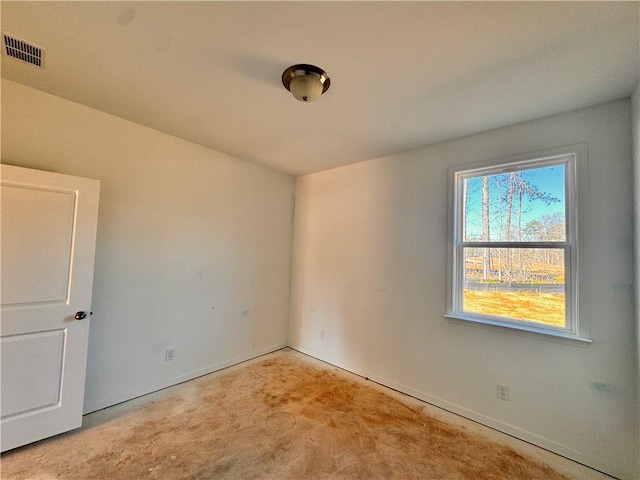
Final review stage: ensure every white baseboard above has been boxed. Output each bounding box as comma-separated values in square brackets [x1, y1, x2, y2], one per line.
[289, 342, 626, 480]
[82, 343, 287, 415]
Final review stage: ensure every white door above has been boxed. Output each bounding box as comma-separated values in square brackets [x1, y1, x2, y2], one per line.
[1, 165, 100, 452]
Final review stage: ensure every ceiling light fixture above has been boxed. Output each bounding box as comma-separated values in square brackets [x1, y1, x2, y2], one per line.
[281, 64, 330, 103]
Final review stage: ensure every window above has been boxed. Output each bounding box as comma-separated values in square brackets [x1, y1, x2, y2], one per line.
[447, 145, 589, 342]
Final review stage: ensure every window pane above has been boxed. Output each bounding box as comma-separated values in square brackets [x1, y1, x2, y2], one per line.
[463, 165, 566, 242]
[462, 247, 565, 328]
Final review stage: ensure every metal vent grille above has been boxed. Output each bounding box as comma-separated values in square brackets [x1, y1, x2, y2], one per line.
[3, 34, 43, 67]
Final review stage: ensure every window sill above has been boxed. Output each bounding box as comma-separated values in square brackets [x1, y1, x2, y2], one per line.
[444, 314, 592, 347]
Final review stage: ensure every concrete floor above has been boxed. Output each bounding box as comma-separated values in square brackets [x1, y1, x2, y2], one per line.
[1, 349, 613, 479]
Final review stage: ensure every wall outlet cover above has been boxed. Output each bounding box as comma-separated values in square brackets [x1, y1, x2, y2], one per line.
[497, 383, 509, 401]
[165, 349, 175, 361]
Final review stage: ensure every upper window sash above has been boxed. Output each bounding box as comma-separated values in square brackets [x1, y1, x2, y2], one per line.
[454, 154, 573, 246]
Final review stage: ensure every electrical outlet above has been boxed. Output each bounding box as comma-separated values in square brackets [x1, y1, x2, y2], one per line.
[320, 330, 325, 341]
[165, 349, 175, 361]
[496, 383, 509, 401]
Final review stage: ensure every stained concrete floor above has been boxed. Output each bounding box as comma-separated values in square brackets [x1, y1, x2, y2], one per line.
[1, 349, 613, 480]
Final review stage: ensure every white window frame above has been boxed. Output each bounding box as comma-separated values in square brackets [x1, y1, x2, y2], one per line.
[446, 144, 590, 344]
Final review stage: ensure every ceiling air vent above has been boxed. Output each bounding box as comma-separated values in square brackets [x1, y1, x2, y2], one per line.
[3, 34, 43, 67]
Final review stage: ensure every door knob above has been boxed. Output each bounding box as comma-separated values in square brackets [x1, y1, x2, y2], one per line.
[74, 311, 87, 320]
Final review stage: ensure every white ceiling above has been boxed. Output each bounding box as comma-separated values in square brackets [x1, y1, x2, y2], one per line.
[2, 2, 638, 176]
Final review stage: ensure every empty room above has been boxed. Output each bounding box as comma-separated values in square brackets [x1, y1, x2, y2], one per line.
[1, 2, 639, 479]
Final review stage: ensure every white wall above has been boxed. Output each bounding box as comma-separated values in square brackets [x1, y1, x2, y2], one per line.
[290, 99, 638, 479]
[632, 84, 640, 479]
[1, 80, 294, 413]
[3, 79, 637, 478]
